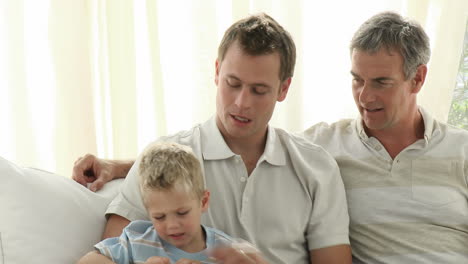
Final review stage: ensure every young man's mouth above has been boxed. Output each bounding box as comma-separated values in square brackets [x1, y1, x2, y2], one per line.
[231, 114, 251, 123]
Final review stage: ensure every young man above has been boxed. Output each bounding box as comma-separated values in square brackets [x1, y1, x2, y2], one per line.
[73, 13, 351, 264]
[77, 142, 234, 264]
[303, 11, 468, 263]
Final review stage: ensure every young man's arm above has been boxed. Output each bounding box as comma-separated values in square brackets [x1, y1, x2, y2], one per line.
[102, 214, 131, 239]
[310, 245, 352, 264]
[77, 251, 115, 264]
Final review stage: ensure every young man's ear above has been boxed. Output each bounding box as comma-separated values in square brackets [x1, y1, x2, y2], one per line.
[201, 190, 210, 212]
[214, 60, 220, 86]
[411, 64, 427, 94]
[277, 77, 292, 102]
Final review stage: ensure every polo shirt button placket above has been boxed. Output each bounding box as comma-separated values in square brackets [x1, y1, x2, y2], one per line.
[390, 159, 402, 175]
[241, 191, 250, 222]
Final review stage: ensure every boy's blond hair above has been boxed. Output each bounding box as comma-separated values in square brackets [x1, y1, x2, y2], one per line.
[138, 142, 204, 201]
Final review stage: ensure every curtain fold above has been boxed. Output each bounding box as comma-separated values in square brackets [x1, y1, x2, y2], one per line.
[415, 0, 468, 122]
[0, 0, 466, 176]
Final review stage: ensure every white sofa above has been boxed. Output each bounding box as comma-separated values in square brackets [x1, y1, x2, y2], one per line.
[0, 156, 123, 264]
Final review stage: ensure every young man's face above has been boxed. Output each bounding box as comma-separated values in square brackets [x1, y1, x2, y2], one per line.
[214, 41, 291, 144]
[350, 48, 421, 134]
[145, 188, 209, 253]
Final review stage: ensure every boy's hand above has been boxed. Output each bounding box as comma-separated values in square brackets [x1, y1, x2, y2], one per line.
[144, 256, 171, 264]
[175, 259, 202, 264]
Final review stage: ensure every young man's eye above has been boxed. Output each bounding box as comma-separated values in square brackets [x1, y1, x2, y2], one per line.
[252, 87, 268, 95]
[253, 90, 264, 95]
[154, 216, 165, 220]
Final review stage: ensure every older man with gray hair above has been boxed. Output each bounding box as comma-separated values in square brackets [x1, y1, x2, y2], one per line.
[303, 11, 468, 263]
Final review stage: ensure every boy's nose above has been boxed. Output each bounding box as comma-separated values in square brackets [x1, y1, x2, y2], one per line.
[166, 218, 181, 230]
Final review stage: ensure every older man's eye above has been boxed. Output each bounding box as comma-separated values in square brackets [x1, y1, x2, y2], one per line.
[376, 81, 393, 88]
[352, 77, 363, 84]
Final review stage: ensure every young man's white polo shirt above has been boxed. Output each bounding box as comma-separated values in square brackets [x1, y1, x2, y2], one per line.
[106, 117, 350, 264]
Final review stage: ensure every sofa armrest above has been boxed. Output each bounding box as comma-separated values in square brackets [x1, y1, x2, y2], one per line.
[0, 157, 123, 264]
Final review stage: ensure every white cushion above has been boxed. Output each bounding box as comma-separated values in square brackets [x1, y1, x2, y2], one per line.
[0, 156, 123, 264]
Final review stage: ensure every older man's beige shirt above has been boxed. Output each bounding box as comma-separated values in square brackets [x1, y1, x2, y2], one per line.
[303, 107, 468, 263]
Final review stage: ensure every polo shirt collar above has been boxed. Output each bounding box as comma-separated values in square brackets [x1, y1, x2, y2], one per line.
[355, 115, 368, 140]
[200, 117, 236, 160]
[200, 116, 286, 166]
[355, 106, 439, 143]
[262, 125, 286, 166]
[419, 106, 436, 141]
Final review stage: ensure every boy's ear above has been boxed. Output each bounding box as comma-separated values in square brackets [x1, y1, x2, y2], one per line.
[201, 190, 210, 212]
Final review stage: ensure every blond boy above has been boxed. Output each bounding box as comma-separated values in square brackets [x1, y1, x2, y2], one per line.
[78, 142, 234, 264]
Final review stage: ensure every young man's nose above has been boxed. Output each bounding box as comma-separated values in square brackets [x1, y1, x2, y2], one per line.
[234, 87, 252, 109]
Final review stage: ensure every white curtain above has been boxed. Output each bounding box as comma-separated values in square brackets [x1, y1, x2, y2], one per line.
[0, 0, 467, 176]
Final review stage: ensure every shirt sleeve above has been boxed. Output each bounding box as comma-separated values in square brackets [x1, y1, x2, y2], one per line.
[105, 156, 149, 221]
[305, 148, 350, 249]
[94, 230, 133, 264]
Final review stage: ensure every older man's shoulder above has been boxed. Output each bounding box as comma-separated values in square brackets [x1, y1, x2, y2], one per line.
[301, 119, 354, 141]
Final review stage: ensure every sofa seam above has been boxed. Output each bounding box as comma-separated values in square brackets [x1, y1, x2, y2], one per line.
[0, 232, 4, 264]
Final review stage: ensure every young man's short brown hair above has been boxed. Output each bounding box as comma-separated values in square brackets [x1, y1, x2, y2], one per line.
[217, 13, 296, 82]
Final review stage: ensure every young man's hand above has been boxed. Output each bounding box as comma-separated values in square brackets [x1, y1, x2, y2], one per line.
[211, 247, 269, 264]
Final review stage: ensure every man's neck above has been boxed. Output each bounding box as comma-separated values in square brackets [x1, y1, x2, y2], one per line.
[366, 109, 425, 159]
[224, 131, 267, 176]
